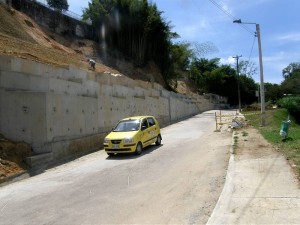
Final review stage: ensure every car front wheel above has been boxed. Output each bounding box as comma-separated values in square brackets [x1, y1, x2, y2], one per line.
[135, 142, 142, 155]
[155, 135, 161, 146]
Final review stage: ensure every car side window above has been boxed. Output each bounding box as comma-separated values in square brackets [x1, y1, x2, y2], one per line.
[141, 119, 148, 130]
[147, 117, 156, 127]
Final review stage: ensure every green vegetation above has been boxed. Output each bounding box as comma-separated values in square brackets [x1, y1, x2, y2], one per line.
[82, 0, 177, 83]
[265, 62, 300, 104]
[47, 0, 69, 12]
[190, 58, 257, 105]
[277, 97, 300, 123]
[245, 109, 300, 176]
[242, 131, 248, 137]
[232, 133, 239, 154]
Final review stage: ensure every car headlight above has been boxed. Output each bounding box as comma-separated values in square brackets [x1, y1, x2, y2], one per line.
[124, 137, 133, 144]
[104, 138, 110, 144]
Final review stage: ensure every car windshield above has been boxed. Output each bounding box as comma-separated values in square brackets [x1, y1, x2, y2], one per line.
[113, 120, 140, 132]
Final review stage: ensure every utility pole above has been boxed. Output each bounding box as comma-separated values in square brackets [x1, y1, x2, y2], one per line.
[233, 55, 242, 112]
[233, 19, 266, 126]
[256, 24, 266, 126]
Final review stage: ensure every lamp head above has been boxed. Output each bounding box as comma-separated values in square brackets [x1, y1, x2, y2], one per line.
[233, 19, 242, 23]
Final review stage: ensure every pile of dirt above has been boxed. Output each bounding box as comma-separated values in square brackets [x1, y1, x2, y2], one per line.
[0, 137, 32, 183]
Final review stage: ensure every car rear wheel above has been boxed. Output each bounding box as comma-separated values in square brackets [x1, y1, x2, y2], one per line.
[155, 135, 161, 146]
[107, 153, 115, 157]
[135, 142, 142, 155]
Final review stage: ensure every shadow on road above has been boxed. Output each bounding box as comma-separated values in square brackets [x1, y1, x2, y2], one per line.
[105, 144, 163, 160]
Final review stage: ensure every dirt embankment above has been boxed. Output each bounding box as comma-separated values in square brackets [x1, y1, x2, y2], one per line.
[0, 137, 32, 183]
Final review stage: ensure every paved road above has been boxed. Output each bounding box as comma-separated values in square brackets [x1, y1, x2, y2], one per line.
[0, 111, 232, 224]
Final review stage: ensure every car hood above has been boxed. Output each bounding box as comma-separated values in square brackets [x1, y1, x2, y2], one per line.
[106, 131, 139, 140]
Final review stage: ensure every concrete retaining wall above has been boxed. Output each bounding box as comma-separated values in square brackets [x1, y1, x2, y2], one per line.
[0, 55, 217, 170]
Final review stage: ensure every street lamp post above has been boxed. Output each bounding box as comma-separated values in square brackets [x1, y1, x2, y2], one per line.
[233, 19, 266, 126]
[233, 55, 242, 112]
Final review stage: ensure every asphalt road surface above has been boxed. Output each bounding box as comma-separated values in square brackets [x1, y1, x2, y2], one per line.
[0, 110, 232, 224]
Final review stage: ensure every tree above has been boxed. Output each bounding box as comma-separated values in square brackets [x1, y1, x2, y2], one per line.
[47, 0, 69, 12]
[281, 62, 300, 95]
[207, 65, 237, 104]
[238, 60, 257, 77]
[238, 75, 257, 105]
[277, 97, 300, 123]
[282, 62, 300, 80]
[188, 57, 257, 106]
[281, 77, 300, 95]
[170, 42, 194, 87]
[82, 0, 177, 83]
[264, 83, 283, 103]
[190, 58, 220, 90]
[193, 42, 218, 58]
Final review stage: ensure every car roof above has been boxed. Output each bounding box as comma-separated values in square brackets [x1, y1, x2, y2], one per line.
[120, 116, 154, 121]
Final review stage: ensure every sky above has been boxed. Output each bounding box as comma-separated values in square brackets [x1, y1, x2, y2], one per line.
[66, 0, 300, 84]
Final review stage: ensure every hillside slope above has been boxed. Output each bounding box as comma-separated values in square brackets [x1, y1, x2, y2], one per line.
[0, 3, 199, 94]
[0, 3, 171, 86]
[0, 4, 122, 74]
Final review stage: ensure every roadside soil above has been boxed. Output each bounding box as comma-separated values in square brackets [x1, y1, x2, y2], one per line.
[0, 137, 32, 183]
[235, 126, 280, 159]
[235, 126, 300, 182]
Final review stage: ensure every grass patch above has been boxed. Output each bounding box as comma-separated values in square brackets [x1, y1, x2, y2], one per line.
[232, 133, 239, 154]
[242, 131, 248, 137]
[244, 109, 300, 176]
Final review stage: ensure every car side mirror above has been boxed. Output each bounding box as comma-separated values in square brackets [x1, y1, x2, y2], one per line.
[141, 125, 147, 131]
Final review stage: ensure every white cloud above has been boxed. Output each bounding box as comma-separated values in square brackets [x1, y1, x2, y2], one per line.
[276, 33, 300, 42]
[177, 19, 209, 40]
[220, 57, 235, 65]
[258, 51, 300, 83]
[230, 0, 276, 11]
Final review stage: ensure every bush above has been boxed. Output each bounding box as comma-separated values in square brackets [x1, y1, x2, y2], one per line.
[277, 96, 300, 123]
[243, 103, 261, 111]
[243, 101, 273, 111]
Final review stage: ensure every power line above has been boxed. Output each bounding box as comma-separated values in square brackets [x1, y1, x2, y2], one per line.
[208, 0, 254, 35]
[208, 0, 258, 74]
[247, 35, 257, 75]
[248, 35, 256, 62]
[208, 0, 235, 20]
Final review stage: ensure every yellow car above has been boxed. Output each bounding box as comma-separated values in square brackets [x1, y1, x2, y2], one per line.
[103, 116, 162, 156]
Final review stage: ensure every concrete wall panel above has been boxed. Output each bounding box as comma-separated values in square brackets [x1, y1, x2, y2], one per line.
[0, 71, 49, 92]
[46, 94, 98, 142]
[0, 90, 47, 147]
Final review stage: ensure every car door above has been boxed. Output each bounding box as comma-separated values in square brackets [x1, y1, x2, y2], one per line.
[140, 118, 150, 147]
[147, 117, 158, 144]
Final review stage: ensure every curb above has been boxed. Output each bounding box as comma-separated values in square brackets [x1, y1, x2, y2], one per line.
[206, 130, 236, 225]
